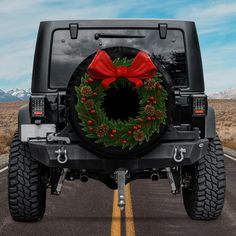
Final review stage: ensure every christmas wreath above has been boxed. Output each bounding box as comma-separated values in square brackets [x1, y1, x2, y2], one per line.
[75, 50, 168, 150]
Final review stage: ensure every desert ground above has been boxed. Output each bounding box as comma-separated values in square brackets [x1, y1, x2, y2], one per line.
[209, 99, 236, 150]
[0, 100, 235, 154]
[0, 101, 27, 154]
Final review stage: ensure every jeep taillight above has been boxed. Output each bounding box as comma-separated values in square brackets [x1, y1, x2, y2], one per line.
[30, 96, 45, 118]
[192, 95, 207, 117]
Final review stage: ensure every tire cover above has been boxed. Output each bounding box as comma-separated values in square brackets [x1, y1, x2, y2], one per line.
[66, 47, 174, 158]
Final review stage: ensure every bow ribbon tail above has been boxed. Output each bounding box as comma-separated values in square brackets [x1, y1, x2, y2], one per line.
[101, 77, 117, 89]
[128, 77, 144, 89]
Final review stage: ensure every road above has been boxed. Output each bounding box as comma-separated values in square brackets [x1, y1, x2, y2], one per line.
[0, 153, 236, 236]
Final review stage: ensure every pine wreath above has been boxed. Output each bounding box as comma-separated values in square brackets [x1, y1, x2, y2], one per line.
[75, 50, 168, 150]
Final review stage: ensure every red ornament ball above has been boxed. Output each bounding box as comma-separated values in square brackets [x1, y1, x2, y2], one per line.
[133, 125, 138, 130]
[138, 118, 144, 122]
[82, 97, 86, 101]
[90, 109, 96, 114]
[110, 134, 115, 139]
[93, 92, 98, 97]
[157, 84, 162, 90]
[87, 120, 93, 125]
[111, 129, 117, 134]
[122, 140, 127, 144]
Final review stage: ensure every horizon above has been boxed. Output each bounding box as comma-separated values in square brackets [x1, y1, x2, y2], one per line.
[0, 0, 236, 93]
[1, 86, 236, 95]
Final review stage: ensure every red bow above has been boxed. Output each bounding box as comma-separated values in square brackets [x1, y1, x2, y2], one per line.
[87, 50, 157, 89]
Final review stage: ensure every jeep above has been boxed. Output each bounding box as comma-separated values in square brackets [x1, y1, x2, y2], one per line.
[8, 19, 225, 222]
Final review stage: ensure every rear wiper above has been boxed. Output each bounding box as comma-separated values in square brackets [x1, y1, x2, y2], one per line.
[95, 33, 145, 40]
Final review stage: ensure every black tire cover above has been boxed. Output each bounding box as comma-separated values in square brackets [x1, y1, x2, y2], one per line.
[66, 47, 174, 158]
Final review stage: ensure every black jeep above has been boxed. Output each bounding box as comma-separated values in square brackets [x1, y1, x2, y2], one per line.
[8, 19, 225, 222]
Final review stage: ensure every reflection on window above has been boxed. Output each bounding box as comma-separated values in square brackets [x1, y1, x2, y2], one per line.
[50, 29, 187, 88]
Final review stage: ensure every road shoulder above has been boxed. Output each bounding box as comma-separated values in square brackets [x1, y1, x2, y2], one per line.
[224, 147, 236, 158]
[0, 153, 8, 169]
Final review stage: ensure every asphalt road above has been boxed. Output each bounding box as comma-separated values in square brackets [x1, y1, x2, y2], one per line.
[0, 154, 236, 236]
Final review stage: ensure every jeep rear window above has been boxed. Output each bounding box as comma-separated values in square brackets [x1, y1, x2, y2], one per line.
[50, 29, 187, 89]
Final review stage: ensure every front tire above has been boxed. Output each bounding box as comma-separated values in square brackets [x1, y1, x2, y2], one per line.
[182, 136, 225, 220]
[8, 133, 46, 222]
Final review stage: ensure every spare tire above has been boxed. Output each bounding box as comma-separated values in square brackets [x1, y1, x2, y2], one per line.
[66, 47, 173, 158]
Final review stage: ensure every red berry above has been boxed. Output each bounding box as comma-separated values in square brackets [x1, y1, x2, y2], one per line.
[88, 78, 94, 83]
[89, 127, 94, 132]
[152, 117, 156, 121]
[128, 130, 132, 135]
[93, 92, 98, 96]
[138, 118, 144, 122]
[147, 100, 151, 104]
[157, 84, 162, 90]
[133, 125, 138, 130]
[85, 80, 89, 84]
[150, 96, 155, 101]
[122, 140, 127, 144]
[90, 109, 96, 114]
[153, 100, 157, 104]
[137, 125, 142, 129]
[147, 116, 152, 121]
[82, 97, 86, 101]
[110, 134, 115, 139]
[87, 120, 93, 125]
[112, 129, 117, 134]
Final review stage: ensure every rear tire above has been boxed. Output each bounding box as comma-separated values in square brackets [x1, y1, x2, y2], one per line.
[182, 135, 225, 220]
[8, 133, 46, 222]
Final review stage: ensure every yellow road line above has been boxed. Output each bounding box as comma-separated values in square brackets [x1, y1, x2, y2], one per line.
[111, 189, 121, 236]
[110, 184, 136, 236]
[125, 184, 136, 236]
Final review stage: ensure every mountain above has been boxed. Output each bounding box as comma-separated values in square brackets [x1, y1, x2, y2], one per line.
[0, 89, 20, 102]
[209, 87, 236, 99]
[7, 88, 31, 101]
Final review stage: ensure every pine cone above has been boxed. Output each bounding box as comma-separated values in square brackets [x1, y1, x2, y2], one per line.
[133, 130, 145, 142]
[144, 104, 156, 117]
[144, 79, 157, 90]
[155, 110, 165, 119]
[83, 99, 94, 110]
[80, 85, 93, 97]
[96, 124, 109, 138]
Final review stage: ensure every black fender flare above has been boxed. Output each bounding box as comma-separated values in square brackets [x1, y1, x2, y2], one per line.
[18, 104, 31, 135]
[205, 106, 216, 139]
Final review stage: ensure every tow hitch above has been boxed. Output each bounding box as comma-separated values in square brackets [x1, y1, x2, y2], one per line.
[55, 168, 69, 195]
[165, 167, 177, 194]
[115, 169, 127, 211]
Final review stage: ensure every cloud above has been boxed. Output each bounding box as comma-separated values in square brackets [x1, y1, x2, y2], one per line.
[176, 1, 236, 35]
[187, 2, 236, 18]
[0, 40, 35, 79]
[0, 0, 235, 92]
[205, 67, 236, 93]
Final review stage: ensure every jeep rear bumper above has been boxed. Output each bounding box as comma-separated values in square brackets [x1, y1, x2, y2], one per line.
[28, 139, 209, 172]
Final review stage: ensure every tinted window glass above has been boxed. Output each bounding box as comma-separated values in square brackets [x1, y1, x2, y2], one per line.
[50, 29, 187, 88]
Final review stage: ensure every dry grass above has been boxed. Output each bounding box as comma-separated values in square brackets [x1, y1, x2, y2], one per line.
[0, 129, 15, 154]
[0, 101, 27, 154]
[0, 100, 235, 154]
[209, 99, 236, 150]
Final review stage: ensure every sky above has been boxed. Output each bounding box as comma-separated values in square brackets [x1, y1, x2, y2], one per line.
[0, 0, 235, 93]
